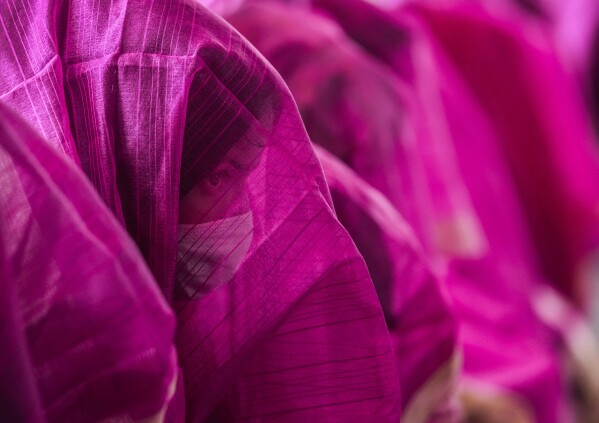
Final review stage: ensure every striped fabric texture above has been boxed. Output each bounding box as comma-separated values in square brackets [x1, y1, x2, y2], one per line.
[0, 1, 401, 422]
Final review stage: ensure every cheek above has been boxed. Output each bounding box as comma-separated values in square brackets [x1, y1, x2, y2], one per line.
[220, 182, 250, 217]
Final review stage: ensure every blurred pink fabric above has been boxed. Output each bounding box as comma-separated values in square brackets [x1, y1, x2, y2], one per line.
[0, 1, 401, 422]
[425, 34, 571, 422]
[0, 101, 176, 423]
[315, 0, 599, 420]
[230, 0, 486, 262]
[408, 0, 599, 305]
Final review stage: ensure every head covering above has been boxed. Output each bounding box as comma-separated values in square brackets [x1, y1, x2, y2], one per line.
[315, 145, 460, 422]
[228, 0, 485, 262]
[0, 101, 176, 423]
[228, 3, 468, 421]
[0, 1, 401, 421]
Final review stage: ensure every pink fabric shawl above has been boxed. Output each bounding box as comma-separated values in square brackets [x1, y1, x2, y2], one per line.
[0, 101, 176, 423]
[0, 1, 401, 421]
[315, 145, 460, 422]
[228, 3, 465, 420]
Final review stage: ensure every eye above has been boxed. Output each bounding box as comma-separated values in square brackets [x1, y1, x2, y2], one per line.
[207, 171, 223, 187]
[206, 169, 232, 188]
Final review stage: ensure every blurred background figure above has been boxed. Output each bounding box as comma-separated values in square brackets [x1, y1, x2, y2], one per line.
[3, 0, 599, 422]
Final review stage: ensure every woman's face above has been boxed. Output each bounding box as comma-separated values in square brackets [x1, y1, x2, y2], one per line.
[179, 131, 264, 224]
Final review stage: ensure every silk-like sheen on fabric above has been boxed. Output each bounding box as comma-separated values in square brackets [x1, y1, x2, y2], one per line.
[0, 102, 176, 423]
[0, 1, 401, 422]
[230, 0, 486, 260]
[225, 0, 597, 421]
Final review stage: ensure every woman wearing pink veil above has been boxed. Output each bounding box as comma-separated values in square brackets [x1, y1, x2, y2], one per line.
[0, 101, 177, 423]
[0, 0, 401, 421]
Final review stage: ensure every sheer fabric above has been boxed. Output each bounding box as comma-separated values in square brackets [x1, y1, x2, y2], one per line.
[0, 101, 176, 423]
[315, 145, 460, 422]
[228, 3, 465, 420]
[0, 1, 401, 421]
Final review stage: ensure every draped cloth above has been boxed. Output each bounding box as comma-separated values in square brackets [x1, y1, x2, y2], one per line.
[421, 33, 570, 422]
[315, 146, 460, 422]
[0, 101, 176, 423]
[404, 2, 599, 419]
[0, 1, 401, 421]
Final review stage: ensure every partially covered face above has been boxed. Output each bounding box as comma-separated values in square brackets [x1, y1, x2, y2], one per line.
[179, 124, 265, 224]
[176, 126, 265, 301]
